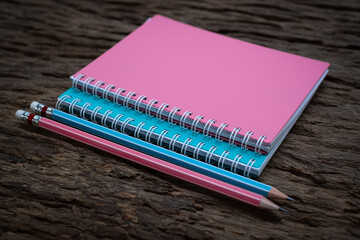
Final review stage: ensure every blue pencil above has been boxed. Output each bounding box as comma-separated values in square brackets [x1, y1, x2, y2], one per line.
[30, 101, 292, 200]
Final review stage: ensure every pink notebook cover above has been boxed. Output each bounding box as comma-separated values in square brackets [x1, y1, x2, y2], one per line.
[73, 15, 329, 145]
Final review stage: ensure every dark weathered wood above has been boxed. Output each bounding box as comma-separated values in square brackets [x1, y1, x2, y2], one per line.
[0, 0, 359, 239]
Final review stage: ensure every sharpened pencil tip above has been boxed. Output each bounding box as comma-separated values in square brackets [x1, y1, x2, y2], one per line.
[287, 196, 295, 201]
[279, 207, 288, 213]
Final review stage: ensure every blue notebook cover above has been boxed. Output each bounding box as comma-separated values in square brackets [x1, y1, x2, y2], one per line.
[58, 88, 270, 177]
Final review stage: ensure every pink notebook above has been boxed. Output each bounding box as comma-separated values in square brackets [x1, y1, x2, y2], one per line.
[71, 15, 329, 153]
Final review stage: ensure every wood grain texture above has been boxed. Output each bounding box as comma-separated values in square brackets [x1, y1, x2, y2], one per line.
[1, 0, 359, 239]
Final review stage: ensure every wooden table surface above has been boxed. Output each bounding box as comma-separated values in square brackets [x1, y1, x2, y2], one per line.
[1, 0, 359, 239]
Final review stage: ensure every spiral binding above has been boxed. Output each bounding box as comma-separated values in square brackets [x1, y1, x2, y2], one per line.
[205, 146, 217, 164]
[241, 131, 253, 149]
[244, 159, 256, 177]
[111, 114, 123, 130]
[91, 106, 102, 123]
[229, 127, 241, 146]
[72, 74, 84, 90]
[146, 99, 158, 116]
[56, 95, 71, 109]
[69, 98, 81, 115]
[71, 74, 268, 154]
[215, 123, 228, 141]
[157, 130, 169, 146]
[231, 155, 243, 173]
[134, 122, 146, 138]
[191, 115, 204, 133]
[113, 88, 126, 104]
[193, 142, 205, 160]
[93, 81, 105, 97]
[80, 102, 92, 119]
[180, 111, 192, 128]
[169, 134, 181, 151]
[181, 138, 192, 155]
[204, 119, 216, 137]
[218, 150, 230, 168]
[83, 77, 95, 93]
[168, 107, 181, 125]
[101, 110, 113, 126]
[103, 84, 115, 100]
[135, 95, 147, 112]
[156, 103, 169, 120]
[145, 126, 157, 142]
[124, 92, 136, 108]
[254, 135, 266, 154]
[121, 118, 134, 133]
[57, 94, 260, 177]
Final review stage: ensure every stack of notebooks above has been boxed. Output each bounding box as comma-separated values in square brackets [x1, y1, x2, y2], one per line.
[17, 15, 329, 210]
[57, 15, 329, 177]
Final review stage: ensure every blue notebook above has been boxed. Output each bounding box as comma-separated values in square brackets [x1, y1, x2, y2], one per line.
[57, 88, 269, 177]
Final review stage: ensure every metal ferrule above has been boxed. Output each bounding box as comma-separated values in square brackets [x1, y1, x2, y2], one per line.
[33, 103, 54, 118]
[32, 115, 41, 126]
[18, 111, 32, 123]
[45, 107, 54, 118]
[17, 111, 41, 126]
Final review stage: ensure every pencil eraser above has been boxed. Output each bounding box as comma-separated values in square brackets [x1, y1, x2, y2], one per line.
[30, 101, 39, 112]
[15, 110, 25, 120]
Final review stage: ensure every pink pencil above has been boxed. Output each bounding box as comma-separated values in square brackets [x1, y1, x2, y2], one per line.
[15, 110, 285, 211]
